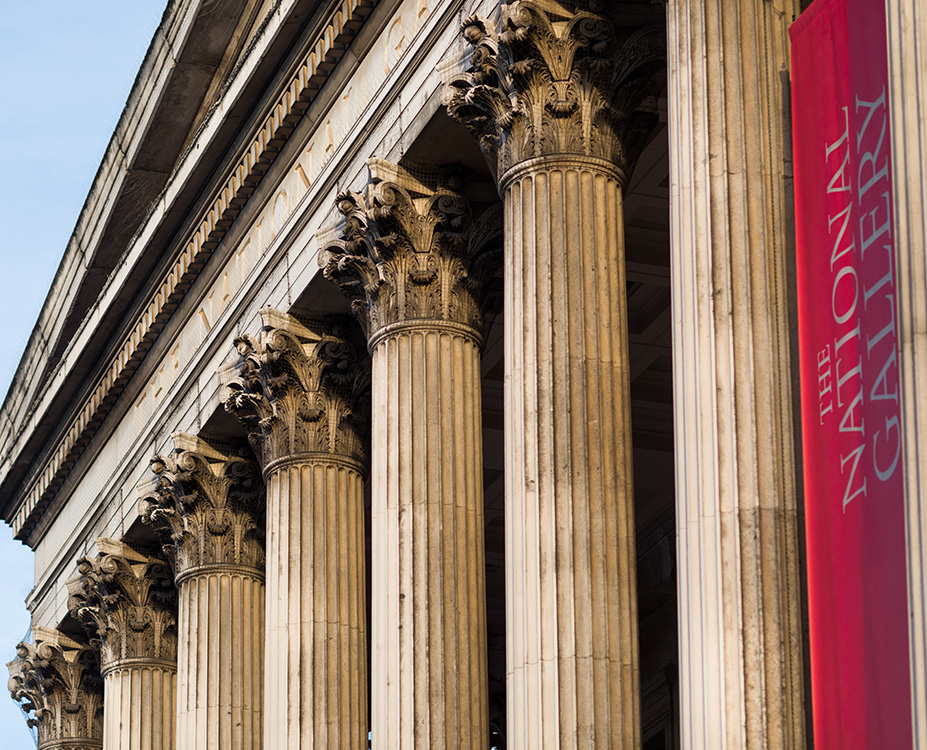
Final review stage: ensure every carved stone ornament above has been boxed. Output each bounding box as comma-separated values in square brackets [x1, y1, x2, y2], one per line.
[319, 159, 503, 343]
[66, 539, 177, 673]
[222, 308, 370, 471]
[443, 1, 666, 186]
[7, 627, 103, 750]
[139, 434, 265, 581]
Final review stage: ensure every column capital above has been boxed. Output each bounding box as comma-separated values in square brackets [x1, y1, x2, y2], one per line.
[443, 3, 665, 187]
[7, 627, 104, 750]
[66, 539, 177, 674]
[222, 308, 370, 472]
[139, 434, 265, 583]
[319, 159, 502, 344]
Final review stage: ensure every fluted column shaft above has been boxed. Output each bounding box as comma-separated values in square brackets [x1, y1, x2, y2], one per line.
[263, 457, 367, 749]
[141, 435, 266, 750]
[500, 157, 637, 749]
[175, 569, 263, 750]
[67, 541, 179, 750]
[103, 664, 176, 750]
[885, 2, 927, 744]
[667, 1, 806, 747]
[223, 311, 370, 749]
[444, 9, 665, 745]
[370, 321, 488, 750]
[321, 163, 499, 750]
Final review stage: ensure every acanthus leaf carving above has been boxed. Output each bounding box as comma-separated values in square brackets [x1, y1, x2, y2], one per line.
[139, 435, 265, 581]
[66, 539, 177, 672]
[7, 628, 103, 749]
[443, 2, 666, 185]
[319, 160, 503, 342]
[221, 309, 370, 470]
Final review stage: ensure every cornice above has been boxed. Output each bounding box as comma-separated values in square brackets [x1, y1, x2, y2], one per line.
[0, 0, 253, 443]
[1, 0, 381, 541]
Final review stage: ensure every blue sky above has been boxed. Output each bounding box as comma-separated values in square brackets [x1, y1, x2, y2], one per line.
[0, 2, 166, 744]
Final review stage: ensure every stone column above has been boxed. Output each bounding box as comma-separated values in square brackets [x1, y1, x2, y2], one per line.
[445, 6, 664, 747]
[885, 3, 927, 745]
[7, 627, 104, 750]
[140, 434, 265, 750]
[67, 539, 177, 750]
[321, 159, 500, 750]
[222, 308, 370, 750]
[665, 1, 806, 747]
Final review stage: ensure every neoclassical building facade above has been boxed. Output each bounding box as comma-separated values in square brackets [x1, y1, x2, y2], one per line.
[1, 1, 925, 749]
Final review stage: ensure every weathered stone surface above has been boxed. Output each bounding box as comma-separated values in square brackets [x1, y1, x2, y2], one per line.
[140, 435, 265, 750]
[365, 322, 489, 750]
[444, 5, 658, 745]
[501, 160, 640, 749]
[67, 539, 177, 672]
[886, 3, 927, 745]
[320, 158, 502, 343]
[321, 160, 498, 750]
[224, 309, 370, 750]
[67, 539, 177, 750]
[667, 1, 806, 747]
[223, 309, 369, 471]
[140, 434, 265, 581]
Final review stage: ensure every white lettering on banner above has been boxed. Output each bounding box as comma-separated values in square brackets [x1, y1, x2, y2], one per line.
[822, 88, 900, 512]
[817, 345, 834, 423]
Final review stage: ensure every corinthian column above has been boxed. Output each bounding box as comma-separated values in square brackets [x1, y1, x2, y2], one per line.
[7, 627, 104, 750]
[886, 3, 927, 744]
[140, 434, 264, 750]
[222, 308, 370, 750]
[67, 539, 177, 750]
[665, 1, 806, 747]
[320, 159, 500, 750]
[445, 6, 664, 747]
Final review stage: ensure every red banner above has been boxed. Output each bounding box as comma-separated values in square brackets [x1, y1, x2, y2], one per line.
[791, 0, 911, 746]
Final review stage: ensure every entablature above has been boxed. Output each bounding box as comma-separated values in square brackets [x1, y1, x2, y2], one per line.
[0, 0, 385, 543]
[20, 0, 473, 627]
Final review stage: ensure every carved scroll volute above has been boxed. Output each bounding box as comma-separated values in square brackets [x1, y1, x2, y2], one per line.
[222, 309, 370, 471]
[7, 628, 104, 749]
[443, 3, 666, 186]
[139, 434, 265, 582]
[319, 160, 503, 343]
[66, 539, 177, 673]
